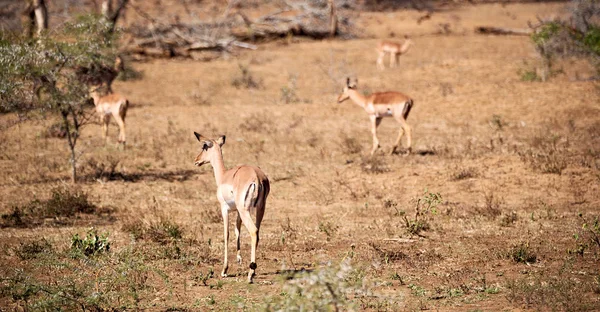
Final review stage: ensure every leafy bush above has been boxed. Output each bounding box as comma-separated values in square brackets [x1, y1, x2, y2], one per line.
[263, 260, 368, 311]
[1, 187, 97, 228]
[569, 213, 600, 257]
[529, 1, 600, 79]
[70, 228, 110, 257]
[509, 242, 537, 264]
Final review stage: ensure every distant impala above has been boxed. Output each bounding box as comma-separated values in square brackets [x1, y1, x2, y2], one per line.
[90, 89, 129, 146]
[376, 36, 413, 70]
[337, 78, 414, 156]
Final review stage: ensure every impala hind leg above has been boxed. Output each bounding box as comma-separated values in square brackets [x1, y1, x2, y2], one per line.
[237, 209, 258, 283]
[392, 117, 412, 155]
[370, 116, 383, 156]
[235, 213, 242, 264]
[115, 115, 126, 146]
[221, 205, 229, 277]
[390, 52, 397, 68]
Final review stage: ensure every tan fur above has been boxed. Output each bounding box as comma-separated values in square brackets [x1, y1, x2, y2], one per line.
[338, 79, 414, 155]
[90, 90, 129, 145]
[376, 37, 413, 70]
[194, 133, 270, 283]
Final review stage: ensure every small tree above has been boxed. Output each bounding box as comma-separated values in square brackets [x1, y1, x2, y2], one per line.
[0, 15, 120, 183]
[530, 0, 600, 80]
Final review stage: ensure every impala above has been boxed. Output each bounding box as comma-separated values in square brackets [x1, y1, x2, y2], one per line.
[337, 78, 414, 156]
[90, 89, 128, 146]
[193, 133, 270, 283]
[376, 36, 413, 70]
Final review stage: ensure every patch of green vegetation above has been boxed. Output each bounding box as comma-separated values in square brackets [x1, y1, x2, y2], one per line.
[509, 242, 537, 264]
[70, 228, 110, 257]
[1, 187, 97, 228]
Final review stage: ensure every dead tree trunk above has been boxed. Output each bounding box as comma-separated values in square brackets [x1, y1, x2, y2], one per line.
[101, 0, 129, 33]
[21, 0, 48, 38]
[328, 0, 337, 37]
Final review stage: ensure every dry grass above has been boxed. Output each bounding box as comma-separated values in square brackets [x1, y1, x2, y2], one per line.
[1, 1, 599, 310]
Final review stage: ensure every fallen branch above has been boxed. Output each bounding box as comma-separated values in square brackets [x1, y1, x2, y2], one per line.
[475, 26, 532, 36]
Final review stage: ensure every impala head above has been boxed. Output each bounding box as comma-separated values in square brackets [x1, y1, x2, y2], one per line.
[194, 132, 226, 167]
[402, 35, 414, 51]
[337, 77, 357, 103]
[88, 86, 102, 105]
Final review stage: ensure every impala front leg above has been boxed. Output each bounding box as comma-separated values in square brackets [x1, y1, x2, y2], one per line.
[221, 204, 229, 277]
[377, 51, 385, 70]
[370, 116, 382, 156]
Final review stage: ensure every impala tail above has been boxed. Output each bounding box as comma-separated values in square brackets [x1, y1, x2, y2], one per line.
[402, 99, 413, 120]
[244, 179, 270, 212]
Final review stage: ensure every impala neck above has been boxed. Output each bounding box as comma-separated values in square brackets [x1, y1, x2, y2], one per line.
[90, 92, 101, 106]
[400, 40, 412, 54]
[210, 147, 227, 186]
[347, 88, 368, 108]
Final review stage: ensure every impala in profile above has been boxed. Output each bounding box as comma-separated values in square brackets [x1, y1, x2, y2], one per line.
[90, 88, 129, 146]
[193, 133, 270, 283]
[337, 78, 414, 156]
[376, 36, 413, 70]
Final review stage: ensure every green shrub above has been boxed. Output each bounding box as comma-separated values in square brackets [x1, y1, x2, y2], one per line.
[1, 187, 97, 228]
[70, 228, 110, 257]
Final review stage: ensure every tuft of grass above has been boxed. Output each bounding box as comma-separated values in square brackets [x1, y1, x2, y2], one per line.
[122, 219, 184, 244]
[231, 63, 262, 89]
[506, 273, 595, 311]
[83, 155, 122, 181]
[360, 156, 389, 174]
[239, 113, 275, 133]
[318, 220, 339, 241]
[568, 213, 600, 257]
[500, 211, 518, 227]
[508, 242, 537, 264]
[280, 74, 301, 104]
[475, 190, 503, 219]
[402, 190, 442, 236]
[339, 132, 362, 155]
[450, 166, 477, 181]
[520, 132, 568, 175]
[15, 238, 53, 260]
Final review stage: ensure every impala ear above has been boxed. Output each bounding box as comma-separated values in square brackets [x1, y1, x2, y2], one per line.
[216, 135, 226, 147]
[194, 132, 203, 142]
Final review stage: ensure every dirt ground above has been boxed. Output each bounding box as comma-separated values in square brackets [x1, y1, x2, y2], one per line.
[1, 1, 600, 311]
